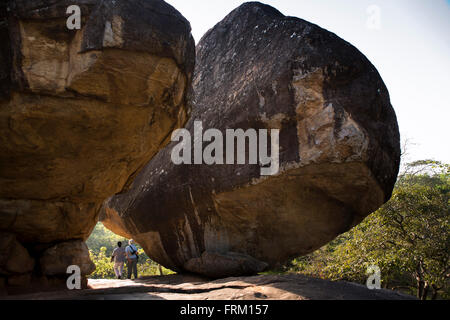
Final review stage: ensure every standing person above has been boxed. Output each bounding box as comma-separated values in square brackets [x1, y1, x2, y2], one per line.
[111, 241, 126, 279]
[125, 239, 139, 280]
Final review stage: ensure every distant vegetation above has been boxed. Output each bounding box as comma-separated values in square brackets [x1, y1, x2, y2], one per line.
[86, 223, 174, 279]
[282, 160, 449, 300]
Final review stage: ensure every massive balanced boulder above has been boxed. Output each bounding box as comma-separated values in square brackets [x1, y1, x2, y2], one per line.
[0, 0, 194, 291]
[102, 2, 401, 278]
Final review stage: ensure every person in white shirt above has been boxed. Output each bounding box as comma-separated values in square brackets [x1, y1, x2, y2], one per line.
[111, 241, 126, 279]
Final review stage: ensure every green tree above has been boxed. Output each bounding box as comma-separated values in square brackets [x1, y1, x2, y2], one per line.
[86, 223, 126, 256]
[89, 247, 116, 279]
[290, 161, 449, 300]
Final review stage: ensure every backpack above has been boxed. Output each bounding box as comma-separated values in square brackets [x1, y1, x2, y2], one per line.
[128, 245, 139, 262]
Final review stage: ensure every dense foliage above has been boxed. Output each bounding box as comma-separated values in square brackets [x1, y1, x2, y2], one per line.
[86, 223, 124, 257]
[287, 161, 449, 300]
[87, 223, 174, 279]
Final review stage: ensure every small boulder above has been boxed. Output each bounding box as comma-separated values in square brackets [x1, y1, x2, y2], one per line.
[0, 233, 34, 275]
[40, 240, 95, 276]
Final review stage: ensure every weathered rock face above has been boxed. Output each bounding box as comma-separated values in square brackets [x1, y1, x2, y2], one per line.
[105, 2, 400, 278]
[40, 240, 95, 276]
[0, 0, 194, 292]
[0, 233, 35, 275]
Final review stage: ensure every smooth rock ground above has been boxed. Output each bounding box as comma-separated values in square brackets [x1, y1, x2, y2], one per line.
[0, 274, 415, 300]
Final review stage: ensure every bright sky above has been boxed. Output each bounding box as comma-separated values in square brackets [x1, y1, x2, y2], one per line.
[166, 0, 450, 164]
